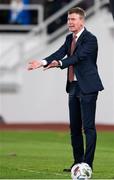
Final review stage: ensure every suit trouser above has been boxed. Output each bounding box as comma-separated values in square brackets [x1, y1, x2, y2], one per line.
[68, 81, 98, 168]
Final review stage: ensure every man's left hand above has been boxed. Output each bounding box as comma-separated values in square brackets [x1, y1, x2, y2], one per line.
[43, 60, 60, 70]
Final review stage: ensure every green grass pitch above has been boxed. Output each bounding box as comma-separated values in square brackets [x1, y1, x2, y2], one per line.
[0, 130, 114, 179]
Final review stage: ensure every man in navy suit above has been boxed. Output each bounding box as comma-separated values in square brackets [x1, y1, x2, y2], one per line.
[28, 7, 104, 173]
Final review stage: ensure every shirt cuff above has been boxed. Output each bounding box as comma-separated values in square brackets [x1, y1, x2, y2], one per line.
[58, 60, 62, 66]
[42, 60, 47, 66]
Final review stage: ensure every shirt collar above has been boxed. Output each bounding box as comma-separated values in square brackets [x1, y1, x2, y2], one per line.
[73, 27, 85, 40]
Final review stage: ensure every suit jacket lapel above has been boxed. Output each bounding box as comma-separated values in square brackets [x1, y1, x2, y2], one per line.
[75, 28, 87, 49]
[67, 34, 73, 56]
[67, 28, 87, 55]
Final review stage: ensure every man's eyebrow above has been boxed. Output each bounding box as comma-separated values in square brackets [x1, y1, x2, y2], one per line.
[67, 17, 77, 20]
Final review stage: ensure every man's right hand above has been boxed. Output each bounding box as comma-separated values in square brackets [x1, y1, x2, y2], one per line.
[27, 60, 43, 70]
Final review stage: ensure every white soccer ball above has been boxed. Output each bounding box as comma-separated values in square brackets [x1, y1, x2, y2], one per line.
[71, 163, 92, 180]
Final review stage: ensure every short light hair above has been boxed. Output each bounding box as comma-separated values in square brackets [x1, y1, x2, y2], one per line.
[68, 7, 86, 19]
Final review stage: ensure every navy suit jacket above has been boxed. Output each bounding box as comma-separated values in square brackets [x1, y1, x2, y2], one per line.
[110, 0, 114, 19]
[45, 28, 104, 94]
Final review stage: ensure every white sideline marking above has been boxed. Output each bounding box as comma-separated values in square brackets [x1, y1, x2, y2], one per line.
[17, 168, 69, 177]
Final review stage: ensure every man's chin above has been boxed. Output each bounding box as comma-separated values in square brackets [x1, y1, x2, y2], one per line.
[69, 29, 74, 32]
[69, 28, 75, 32]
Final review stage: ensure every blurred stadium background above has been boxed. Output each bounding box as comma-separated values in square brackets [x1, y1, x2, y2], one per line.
[0, 0, 114, 129]
[0, 0, 114, 179]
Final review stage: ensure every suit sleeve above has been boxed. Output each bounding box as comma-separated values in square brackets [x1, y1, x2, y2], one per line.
[44, 37, 68, 65]
[109, 0, 114, 19]
[60, 35, 98, 69]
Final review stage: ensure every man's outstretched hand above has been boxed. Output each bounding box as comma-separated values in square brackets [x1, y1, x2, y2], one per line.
[27, 60, 60, 71]
[27, 60, 43, 70]
[44, 60, 59, 70]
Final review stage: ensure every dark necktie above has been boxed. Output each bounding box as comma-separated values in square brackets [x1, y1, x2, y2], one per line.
[68, 35, 77, 82]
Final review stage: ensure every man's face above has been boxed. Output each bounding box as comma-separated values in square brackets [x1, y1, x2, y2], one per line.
[67, 13, 84, 34]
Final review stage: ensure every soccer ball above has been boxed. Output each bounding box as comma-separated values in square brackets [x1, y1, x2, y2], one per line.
[71, 163, 92, 180]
